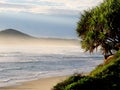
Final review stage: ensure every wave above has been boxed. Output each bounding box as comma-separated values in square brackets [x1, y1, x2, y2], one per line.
[0, 46, 103, 87]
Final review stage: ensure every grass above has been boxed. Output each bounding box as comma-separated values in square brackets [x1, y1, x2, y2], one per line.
[52, 51, 120, 90]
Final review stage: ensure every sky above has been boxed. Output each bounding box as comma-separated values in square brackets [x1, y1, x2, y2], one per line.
[0, 0, 103, 38]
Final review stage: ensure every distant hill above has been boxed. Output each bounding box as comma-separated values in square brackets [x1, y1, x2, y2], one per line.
[0, 29, 33, 39]
[0, 29, 79, 46]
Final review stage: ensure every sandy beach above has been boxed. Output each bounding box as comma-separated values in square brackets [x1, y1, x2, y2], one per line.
[0, 76, 68, 90]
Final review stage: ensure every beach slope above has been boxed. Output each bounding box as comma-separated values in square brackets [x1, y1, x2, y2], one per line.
[0, 76, 67, 90]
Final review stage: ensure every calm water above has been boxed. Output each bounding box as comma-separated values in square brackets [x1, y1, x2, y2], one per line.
[0, 46, 103, 87]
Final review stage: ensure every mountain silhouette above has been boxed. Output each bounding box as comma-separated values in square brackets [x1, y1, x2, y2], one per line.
[0, 29, 79, 46]
[0, 29, 33, 39]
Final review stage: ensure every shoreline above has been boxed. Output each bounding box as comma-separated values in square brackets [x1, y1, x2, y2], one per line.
[0, 76, 68, 90]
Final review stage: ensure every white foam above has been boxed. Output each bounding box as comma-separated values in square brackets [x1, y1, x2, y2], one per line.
[0, 45, 103, 87]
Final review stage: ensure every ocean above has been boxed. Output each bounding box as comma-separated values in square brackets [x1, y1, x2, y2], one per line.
[0, 46, 103, 87]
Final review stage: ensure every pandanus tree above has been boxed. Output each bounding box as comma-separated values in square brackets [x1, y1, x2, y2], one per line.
[77, 0, 120, 58]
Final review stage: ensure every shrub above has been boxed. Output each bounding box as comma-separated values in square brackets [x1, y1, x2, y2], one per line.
[53, 54, 120, 90]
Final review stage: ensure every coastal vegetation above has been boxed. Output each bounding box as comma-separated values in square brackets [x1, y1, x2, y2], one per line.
[53, 0, 120, 90]
[77, 0, 120, 58]
[53, 51, 120, 90]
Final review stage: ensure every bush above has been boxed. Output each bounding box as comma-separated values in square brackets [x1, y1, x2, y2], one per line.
[53, 74, 84, 90]
[53, 53, 120, 90]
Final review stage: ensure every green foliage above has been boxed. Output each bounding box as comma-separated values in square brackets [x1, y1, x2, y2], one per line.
[77, 0, 120, 56]
[90, 58, 118, 77]
[53, 53, 120, 90]
[53, 74, 84, 90]
[52, 0, 120, 89]
[115, 50, 120, 57]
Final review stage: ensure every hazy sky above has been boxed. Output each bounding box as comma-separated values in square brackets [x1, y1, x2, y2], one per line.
[0, 0, 103, 38]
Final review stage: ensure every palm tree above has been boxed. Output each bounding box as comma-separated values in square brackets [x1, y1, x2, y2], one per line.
[76, 0, 120, 58]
